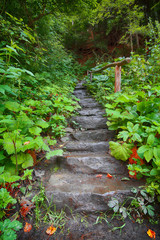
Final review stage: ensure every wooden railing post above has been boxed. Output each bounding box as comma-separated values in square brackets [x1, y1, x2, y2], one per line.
[90, 72, 92, 81]
[88, 58, 131, 93]
[115, 65, 121, 92]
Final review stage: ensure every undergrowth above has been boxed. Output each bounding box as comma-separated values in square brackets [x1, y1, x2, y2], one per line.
[85, 21, 160, 210]
[0, 12, 81, 239]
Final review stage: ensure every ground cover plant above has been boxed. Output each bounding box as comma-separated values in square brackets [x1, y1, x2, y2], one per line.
[0, 11, 82, 239]
[85, 21, 160, 210]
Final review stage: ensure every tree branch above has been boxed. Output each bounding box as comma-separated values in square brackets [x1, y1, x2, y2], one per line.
[89, 58, 131, 73]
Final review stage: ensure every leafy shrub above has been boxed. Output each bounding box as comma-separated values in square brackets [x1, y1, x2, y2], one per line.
[85, 23, 160, 200]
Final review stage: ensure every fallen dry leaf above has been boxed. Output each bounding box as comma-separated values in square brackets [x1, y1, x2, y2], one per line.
[147, 229, 156, 239]
[24, 141, 30, 145]
[24, 222, 32, 232]
[96, 174, 102, 178]
[107, 173, 113, 178]
[20, 198, 34, 218]
[46, 225, 57, 235]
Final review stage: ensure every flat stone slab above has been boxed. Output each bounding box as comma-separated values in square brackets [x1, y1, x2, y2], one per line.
[65, 141, 109, 152]
[70, 129, 114, 141]
[74, 81, 86, 90]
[79, 98, 96, 104]
[79, 101, 102, 108]
[74, 90, 89, 98]
[58, 154, 127, 175]
[45, 171, 144, 212]
[72, 116, 107, 129]
[78, 108, 105, 116]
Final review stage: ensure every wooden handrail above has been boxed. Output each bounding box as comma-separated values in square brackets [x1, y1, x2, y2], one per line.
[88, 58, 131, 92]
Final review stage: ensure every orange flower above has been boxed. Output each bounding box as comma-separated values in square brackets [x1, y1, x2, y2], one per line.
[107, 173, 113, 178]
[24, 222, 32, 232]
[46, 225, 56, 235]
[147, 229, 156, 239]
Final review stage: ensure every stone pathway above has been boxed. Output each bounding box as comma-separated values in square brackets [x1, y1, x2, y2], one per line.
[45, 81, 143, 212]
[22, 81, 160, 240]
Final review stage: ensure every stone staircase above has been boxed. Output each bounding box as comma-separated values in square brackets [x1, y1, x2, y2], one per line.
[44, 81, 143, 212]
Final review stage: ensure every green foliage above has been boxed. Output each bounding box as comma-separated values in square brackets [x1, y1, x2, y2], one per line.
[32, 185, 66, 228]
[46, 150, 63, 160]
[0, 12, 81, 175]
[109, 141, 132, 161]
[11, 153, 33, 169]
[85, 23, 160, 200]
[108, 187, 155, 222]
[0, 188, 17, 219]
[0, 219, 22, 240]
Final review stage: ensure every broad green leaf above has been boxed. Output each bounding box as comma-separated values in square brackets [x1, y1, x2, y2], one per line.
[0, 188, 17, 208]
[127, 122, 134, 132]
[137, 145, 149, 154]
[153, 147, 160, 160]
[41, 143, 50, 151]
[46, 149, 63, 160]
[3, 137, 23, 155]
[147, 134, 155, 145]
[132, 133, 142, 142]
[133, 124, 139, 132]
[105, 103, 114, 109]
[147, 205, 155, 217]
[2, 229, 17, 240]
[5, 101, 21, 112]
[153, 158, 160, 167]
[150, 169, 160, 176]
[7, 220, 23, 231]
[144, 149, 153, 162]
[64, 106, 75, 112]
[0, 172, 20, 182]
[22, 154, 33, 169]
[109, 141, 132, 161]
[11, 153, 33, 168]
[29, 126, 42, 135]
[36, 119, 49, 128]
[117, 131, 129, 141]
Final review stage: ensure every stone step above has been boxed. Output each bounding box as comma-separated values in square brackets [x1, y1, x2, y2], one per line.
[74, 81, 86, 90]
[74, 90, 89, 98]
[65, 141, 109, 152]
[79, 101, 102, 108]
[57, 154, 128, 175]
[69, 129, 114, 141]
[78, 108, 105, 116]
[72, 116, 107, 130]
[79, 98, 96, 104]
[45, 171, 144, 212]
